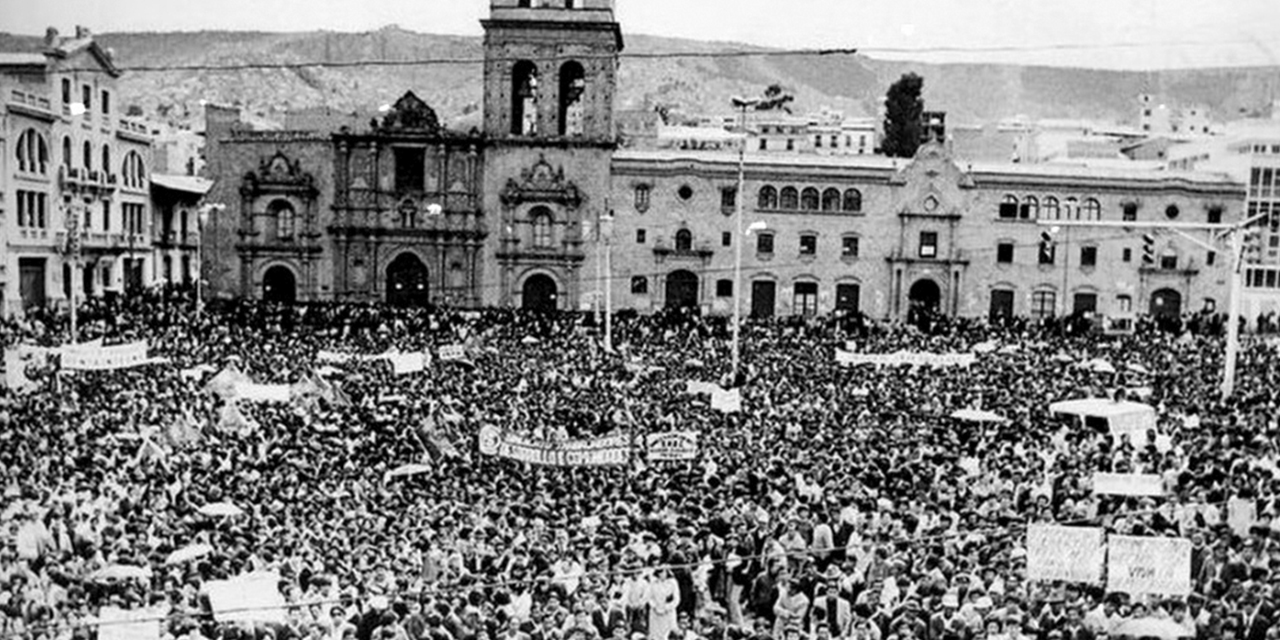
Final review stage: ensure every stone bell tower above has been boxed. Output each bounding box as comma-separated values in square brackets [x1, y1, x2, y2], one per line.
[479, 0, 624, 310]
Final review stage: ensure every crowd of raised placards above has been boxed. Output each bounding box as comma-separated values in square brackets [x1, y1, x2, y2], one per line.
[1, 292, 1276, 640]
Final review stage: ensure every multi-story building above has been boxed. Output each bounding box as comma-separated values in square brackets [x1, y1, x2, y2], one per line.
[201, 0, 1246, 323]
[0, 26, 155, 313]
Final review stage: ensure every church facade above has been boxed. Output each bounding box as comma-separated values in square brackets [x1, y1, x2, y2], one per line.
[202, 0, 1246, 321]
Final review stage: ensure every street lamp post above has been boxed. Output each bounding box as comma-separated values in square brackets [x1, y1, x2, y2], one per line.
[601, 210, 614, 353]
[730, 96, 758, 386]
[64, 205, 81, 344]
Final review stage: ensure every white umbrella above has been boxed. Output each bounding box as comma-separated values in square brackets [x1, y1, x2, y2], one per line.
[88, 564, 153, 582]
[950, 409, 1008, 423]
[197, 502, 244, 517]
[165, 543, 214, 566]
[385, 463, 432, 480]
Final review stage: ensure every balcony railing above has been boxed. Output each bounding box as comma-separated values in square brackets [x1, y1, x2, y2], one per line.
[10, 89, 52, 113]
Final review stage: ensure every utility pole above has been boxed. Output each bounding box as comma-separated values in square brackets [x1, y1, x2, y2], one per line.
[602, 208, 614, 353]
[1223, 228, 1245, 398]
[730, 95, 759, 385]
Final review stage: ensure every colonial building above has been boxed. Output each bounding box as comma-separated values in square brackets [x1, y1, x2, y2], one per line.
[201, 0, 1246, 322]
[0, 27, 155, 313]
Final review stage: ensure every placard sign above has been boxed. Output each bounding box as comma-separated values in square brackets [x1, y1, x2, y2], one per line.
[646, 432, 699, 461]
[1026, 525, 1105, 584]
[1106, 536, 1192, 596]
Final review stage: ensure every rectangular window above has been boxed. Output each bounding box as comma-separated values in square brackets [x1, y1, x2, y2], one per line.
[1080, 246, 1098, 267]
[1122, 248, 1132, 263]
[786, 139, 795, 151]
[393, 148, 426, 192]
[1161, 254, 1178, 270]
[1039, 241, 1055, 265]
[1073, 293, 1098, 315]
[841, 236, 859, 258]
[101, 89, 110, 115]
[634, 185, 650, 212]
[758, 139, 767, 151]
[1117, 295, 1133, 313]
[102, 201, 111, 231]
[756, 233, 774, 255]
[835, 283, 860, 314]
[814, 135, 823, 148]
[61, 78, 70, 104]
[1207, 251, 1216, 266]
[999, 202, 1018, 219]
[635, 229, 646, 244]
[830, 135, 838, 148]
[82, 85, 91, 113]
[793, 282, 818, 317]
[720, 187, 736, 210]
[721, 231, 731, 247]
[919, 231, 938, 258]
[799, 234, 817, 255]
[996, 242, 1014, 264]
[1208, 207, 1222, 224]
[716, 279, 733, 297]
[1031, 291, 1056, 319]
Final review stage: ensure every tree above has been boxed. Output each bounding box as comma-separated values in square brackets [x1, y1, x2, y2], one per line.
[755, 84, 795, 113]
[881, 73, 924, 158]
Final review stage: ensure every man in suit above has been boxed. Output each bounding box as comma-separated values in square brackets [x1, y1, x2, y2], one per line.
[809, 583, 851, 639]
[1242, 591, 1273, 640]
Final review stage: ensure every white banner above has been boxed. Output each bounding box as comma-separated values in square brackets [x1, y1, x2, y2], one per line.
[1229, 498, 1257, 537]
[233, 383, 293, 403]
[205, 571, 287, 623]
[684, 381, 714, 396]
[1092, 473, 1165, 496]
[1026, 525, 1105, 584]
[1106, 536, 1192, 597]
[389, 352, 426, 376]
[4, 345, 51, 391]
[478, 426, 628, 467]
[61, 341, 153, 371]
[711, 387, 742, 413]
[96, 606, 166, 640]
[439, 344, 467, 361]
[834, 350, 975, 369]
[646, 432, 699, 461]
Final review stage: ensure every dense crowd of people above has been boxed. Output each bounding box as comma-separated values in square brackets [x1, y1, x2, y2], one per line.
[3, 290, 1280, 640]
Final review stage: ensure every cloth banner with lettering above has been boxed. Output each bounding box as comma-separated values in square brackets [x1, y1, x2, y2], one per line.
[684, 381, 715, 396]
[646, 432, 699, 461]
[478, 426, 629, 467]
[711, 387, 742, 413]
[95, 605, 166, 640]
[1106, 536, 1192, 597]
[389, 352, 427, 376]
[439, 344, 468, 362]
[233, 383, 293, 404]
[61, 341, 155, 371]
[1092, 473, 1164, 496]
[1229, 498, 1258, 537]
[1026, 525, 1105, 584]
[206, 365, 253, 400]
[835, 350, 976, 369]
[205, 571, 287, 623]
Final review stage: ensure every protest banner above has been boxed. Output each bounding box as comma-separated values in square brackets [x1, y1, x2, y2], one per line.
[1229, 498, 1257, 537]
[205, 571, 287, 623]
[95, 605, 165, 640]
[3, 345, 50, 392]
[234, 383, 293, 404]
[478, 426, 629, 467]
[684, 381, 714, 396]
[646, 431, 699, 461]
[1092, 473, 1165, 497]
[1025, 525, 1105, 584]
[834, 350, 975, 369]
[1106, 536, 1192, 596]
[61, 341, 153, 371]
[389, 351, 426, 376]
[711, 387, 742, 413]
[439, 344, 467, 362]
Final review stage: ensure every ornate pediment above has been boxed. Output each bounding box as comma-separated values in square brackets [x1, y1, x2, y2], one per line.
[889, 141, 974, 216]
[499, 154, 584, 209]
[241, 151, 318, 197]
[376, 91, 441, 134]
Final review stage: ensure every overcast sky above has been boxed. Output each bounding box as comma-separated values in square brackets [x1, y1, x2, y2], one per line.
[7, 0, 1280, 70]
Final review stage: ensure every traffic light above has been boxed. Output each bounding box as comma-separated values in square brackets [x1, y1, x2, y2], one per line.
[1141, 234, 1156, 265]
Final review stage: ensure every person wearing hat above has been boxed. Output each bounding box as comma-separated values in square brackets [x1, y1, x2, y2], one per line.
[772, 574, 810, 639]
[928, 591, 965, 640]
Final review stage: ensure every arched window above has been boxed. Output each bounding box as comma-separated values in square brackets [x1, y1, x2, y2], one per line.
[62, 136, 72, 168]
[121, 150, 146, 188]
[82, 140, 92, 171]
[800, 188, 820, 211]
[821, 188, 841, 212]
[511, 60, 539, 136]
[675, 229, 693, 252]
[631, 276, 649, 295]
[1082, 198, 1101, 221]
[842, 189, 863, 213]
[1064, 197, 1079, 220]
[16, 129, 49, 174]
[531, 207, 553, 247]
[779, 187, 799, 210]
[270, 199, 296, 241]
[558, 61, 586, 137]
[101, 145, 111, 175]
[1022, 195, 1039, 219]
[758, 186, 778, 210]
[1043, 196, 1060, 220]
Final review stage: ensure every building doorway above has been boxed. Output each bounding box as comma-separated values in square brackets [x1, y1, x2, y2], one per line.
[751, 281, 777, 318]
[386, 252, 431, 307]
[521, 273, 558, 312]
[1150, 288, 1182, 319]
[665, 270, 699, 310]
[19, 258, 46, 308]
[835, 283, 860, 315]
[989, 289, 1014, 322]
[908, 279, 941, 314]
[262, 265, 297, 304]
